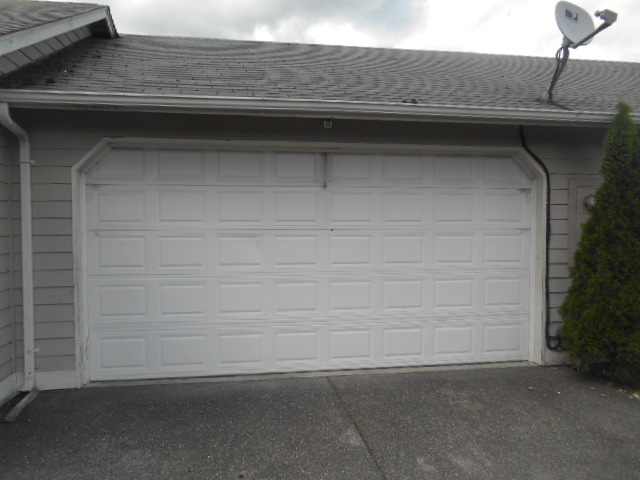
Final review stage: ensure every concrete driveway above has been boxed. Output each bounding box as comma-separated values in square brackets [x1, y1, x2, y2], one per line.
[1, 364, 639, 480]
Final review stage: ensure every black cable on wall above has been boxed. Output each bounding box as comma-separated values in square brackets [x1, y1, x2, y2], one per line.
[519, 125, 563, 351]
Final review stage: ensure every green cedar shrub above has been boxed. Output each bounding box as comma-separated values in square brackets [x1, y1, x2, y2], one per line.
[560, 101, 640, 386]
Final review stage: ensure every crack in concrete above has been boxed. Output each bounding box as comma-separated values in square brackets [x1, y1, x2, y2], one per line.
[327, 377, 388, 480]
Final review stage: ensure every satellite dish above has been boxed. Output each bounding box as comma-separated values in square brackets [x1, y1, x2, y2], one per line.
[555, 1, 595, 45]
[543, 1, 618, 103]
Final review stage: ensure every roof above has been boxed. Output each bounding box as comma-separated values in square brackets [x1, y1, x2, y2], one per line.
[0, 0, 105, 37]
[1, 34, 639, 126]
[0, 1, 117, 57]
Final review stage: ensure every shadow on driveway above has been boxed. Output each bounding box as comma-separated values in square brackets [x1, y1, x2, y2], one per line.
[1, 365, 638, 479]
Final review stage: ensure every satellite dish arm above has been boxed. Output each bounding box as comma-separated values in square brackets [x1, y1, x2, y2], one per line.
[571, 10, 617, 48]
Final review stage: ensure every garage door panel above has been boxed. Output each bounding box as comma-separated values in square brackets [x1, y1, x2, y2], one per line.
[329, 191, 373, 224]
[88, 188, 147, 228]
[274, 191, 322, 225]
[435, 156, 476, 184]
[158, 235, 208, 270]
[274, 152, 320, 183]
[483, 157, 531, 187]
[381, 155, 425, 183]
[382, 192, 425, 224]
[88, 148, 147, 183]
[157, 150, 207, 181]
[89, 233, 149, 273]
[86, 149, 534, 380]
[217, 151, 265, 182]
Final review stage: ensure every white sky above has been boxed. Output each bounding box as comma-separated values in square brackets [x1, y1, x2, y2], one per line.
[48, 0, 639, 62]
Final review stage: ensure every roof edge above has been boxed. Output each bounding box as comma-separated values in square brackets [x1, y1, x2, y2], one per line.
[0, 7, 117, 56]
[0, 89, 626, 127]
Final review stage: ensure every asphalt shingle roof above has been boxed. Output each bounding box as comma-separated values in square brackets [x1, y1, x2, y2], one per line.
[0, 0, 104, 36]
[1, 34, 639, 115]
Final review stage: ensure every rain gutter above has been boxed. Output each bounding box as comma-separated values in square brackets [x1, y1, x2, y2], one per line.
[0, 103, 38, 422]
[0, 90, 624, 127]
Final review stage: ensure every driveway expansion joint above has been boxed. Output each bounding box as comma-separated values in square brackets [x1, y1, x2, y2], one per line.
[326, 376, 388, 480]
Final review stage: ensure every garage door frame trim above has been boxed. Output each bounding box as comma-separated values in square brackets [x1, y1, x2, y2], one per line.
[71, 137, 547, 386]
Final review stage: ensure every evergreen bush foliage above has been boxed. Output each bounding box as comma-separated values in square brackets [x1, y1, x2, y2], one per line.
[560, 101, 640, 386]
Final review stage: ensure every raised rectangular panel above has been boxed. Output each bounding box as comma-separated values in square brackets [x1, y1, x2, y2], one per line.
[330, 235, 372, 267]
[434, 235, 474, 264]
[484, 325, 521, 352]
[435, 279, 474, 308]
[218, 235, 263, 267]
[382, 235, 423, 265]
[381, 155, 423, 181]
[274, 235, 319, 267]
[330, 154, 371, 181]
[99, 337, 146, 368]
[159, 236, 206, 268]
[158, 191, 205, 223]
[484, 193, 524, 223]
[485, 234, 522, 263]
[275, 192, 319, 223]
[382, 193, 423, 223]
[331, 330, 371, 359]
[94, 149, 145, 180]
[330, 193, 371, 223]
[435, 156, 474, 182]
[160, 284, 206, 315]
[218, 191, 263, 223]
[218, 282, 263, 314]
[160, 336, 206, 366]
[383, 280, 423, 309]
[434, 193, 474, 223]
[383, 328, 422, 356]
[435, 327, 473, 354]
[330, 281, 371, 311]
[484, 157, 524, 184]
[218, 333, 262, 364]
[275, 331, 319, 361]
[96, 191, 145, 223]
[99, 286, 146, 317]
[218, 151, 263, 180]
[158, 150, 205, 180]
[97, 236, 146, 269]
[485, 278, 522, 307]
[275, 153, 317, 179]
[275, 282, 318, 312]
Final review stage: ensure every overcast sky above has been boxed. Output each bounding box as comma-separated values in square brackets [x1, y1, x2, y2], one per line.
[49, 0, 639, 62]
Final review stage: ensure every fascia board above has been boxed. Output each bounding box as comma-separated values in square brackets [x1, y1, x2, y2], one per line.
[0, 8, 116, 56]
[0, 89, 625, 127]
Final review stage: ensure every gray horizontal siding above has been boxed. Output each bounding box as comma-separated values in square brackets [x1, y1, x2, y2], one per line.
[525, 125, 606, 336]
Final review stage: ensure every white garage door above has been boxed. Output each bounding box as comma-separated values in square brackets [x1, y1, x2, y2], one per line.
[85, 148, 533, 380]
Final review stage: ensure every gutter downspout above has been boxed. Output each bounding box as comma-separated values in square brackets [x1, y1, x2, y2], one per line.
[0, 103, 39, 422]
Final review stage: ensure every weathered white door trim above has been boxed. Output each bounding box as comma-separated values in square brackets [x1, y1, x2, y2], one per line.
[72, 137, 547, 385]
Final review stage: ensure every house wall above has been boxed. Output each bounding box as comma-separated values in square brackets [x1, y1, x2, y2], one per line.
[9, 109, 607, 386]
[0, 126, 15, 402]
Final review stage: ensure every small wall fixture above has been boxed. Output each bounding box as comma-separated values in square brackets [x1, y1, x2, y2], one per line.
[584, 194, 597, 208]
